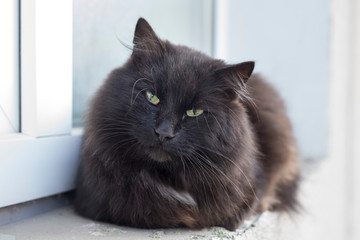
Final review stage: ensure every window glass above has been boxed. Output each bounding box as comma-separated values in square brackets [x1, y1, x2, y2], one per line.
[73, 0, 213, 126]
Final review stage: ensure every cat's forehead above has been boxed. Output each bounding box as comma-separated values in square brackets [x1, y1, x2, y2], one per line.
[134, 43, 226, 107]
[157, 55, 212, 97]
[160, 46, 217, 87]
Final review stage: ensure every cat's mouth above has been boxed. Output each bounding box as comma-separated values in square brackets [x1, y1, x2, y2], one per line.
[146, 147, 172, 162]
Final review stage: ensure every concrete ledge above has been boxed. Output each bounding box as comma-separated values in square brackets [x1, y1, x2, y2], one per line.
[0, 159, 334, 240]
[0, 206, 296, 240]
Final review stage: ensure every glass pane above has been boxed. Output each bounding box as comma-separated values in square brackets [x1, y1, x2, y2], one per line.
[0, 1, 20, 134]
[73, 0, 213, 127]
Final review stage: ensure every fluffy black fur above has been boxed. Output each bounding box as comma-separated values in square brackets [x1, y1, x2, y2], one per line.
[74, 18, 299, 231]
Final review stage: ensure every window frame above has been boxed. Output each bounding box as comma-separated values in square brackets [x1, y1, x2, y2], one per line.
[0, 0, 80, 208]
[0, 0, 20, 134]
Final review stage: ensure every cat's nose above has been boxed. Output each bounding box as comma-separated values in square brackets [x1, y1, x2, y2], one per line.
[155, 119, 175, 142]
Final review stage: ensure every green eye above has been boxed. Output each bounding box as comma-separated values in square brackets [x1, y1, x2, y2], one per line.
[145, 91, 160, 105]
[186, 109, 204, 117]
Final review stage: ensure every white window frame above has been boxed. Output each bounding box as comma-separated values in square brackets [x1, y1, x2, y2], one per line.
[0, 1, 20, 134]
[0, 1, 81, 208]
[329, 0, 360, 239]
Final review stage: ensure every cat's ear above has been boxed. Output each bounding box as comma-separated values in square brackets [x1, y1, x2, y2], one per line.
[133, 18, 163, 53]
[215, 61, 255, 84]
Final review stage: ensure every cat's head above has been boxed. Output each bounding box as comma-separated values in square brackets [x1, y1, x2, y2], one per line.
[93, 18, 255, 165]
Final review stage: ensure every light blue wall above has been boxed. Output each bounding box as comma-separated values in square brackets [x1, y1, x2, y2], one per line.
[223, 0, 329, 159]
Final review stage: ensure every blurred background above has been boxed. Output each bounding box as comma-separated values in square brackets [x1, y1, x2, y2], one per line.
[1, 0, 359, 239]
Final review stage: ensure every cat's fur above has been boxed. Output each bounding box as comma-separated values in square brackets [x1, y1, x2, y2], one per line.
[74, 18, 300, 231]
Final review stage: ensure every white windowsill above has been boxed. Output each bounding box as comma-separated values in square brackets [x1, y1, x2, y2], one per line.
[0, 129, 83, 208]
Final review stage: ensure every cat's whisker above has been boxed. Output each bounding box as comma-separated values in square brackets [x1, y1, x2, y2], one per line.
[126, 88, 148, 116]
[202, 109, 213, 136]
[131, 88, 148, 106]
[97, 119, 134, 127]
[118, 140, 140, 160]
[186, 154, 230, 213]
[192, 143, 259, 207]
[115, 34, 133, 51]
[95, 129, 131, 138]
[104, 137, 138, 153]
[208, 112, 227, 137]
[131, 77, 153, 105]
[215, 101, 241, 118]
[240, 88, 260, 122]
[189, 144, 258, 215]
[96, 126, 131, 132]
[187, 151, 243, 215]
[186, 153, 228, 196]
[184, 156, 213, 209]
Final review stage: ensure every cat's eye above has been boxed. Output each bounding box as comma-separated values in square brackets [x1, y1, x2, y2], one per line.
[186, 109, 204, 117]
[145, 91, 160, 105]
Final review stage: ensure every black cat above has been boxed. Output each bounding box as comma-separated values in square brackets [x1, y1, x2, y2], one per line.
[74, 18, 300, 231]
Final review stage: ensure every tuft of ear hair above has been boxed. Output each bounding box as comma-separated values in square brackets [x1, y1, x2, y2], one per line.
[216, 61, 255, 84]
[212, 61, 255, 100]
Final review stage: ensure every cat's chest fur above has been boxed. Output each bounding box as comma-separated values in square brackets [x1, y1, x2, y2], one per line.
[113, 162, 257, 230]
